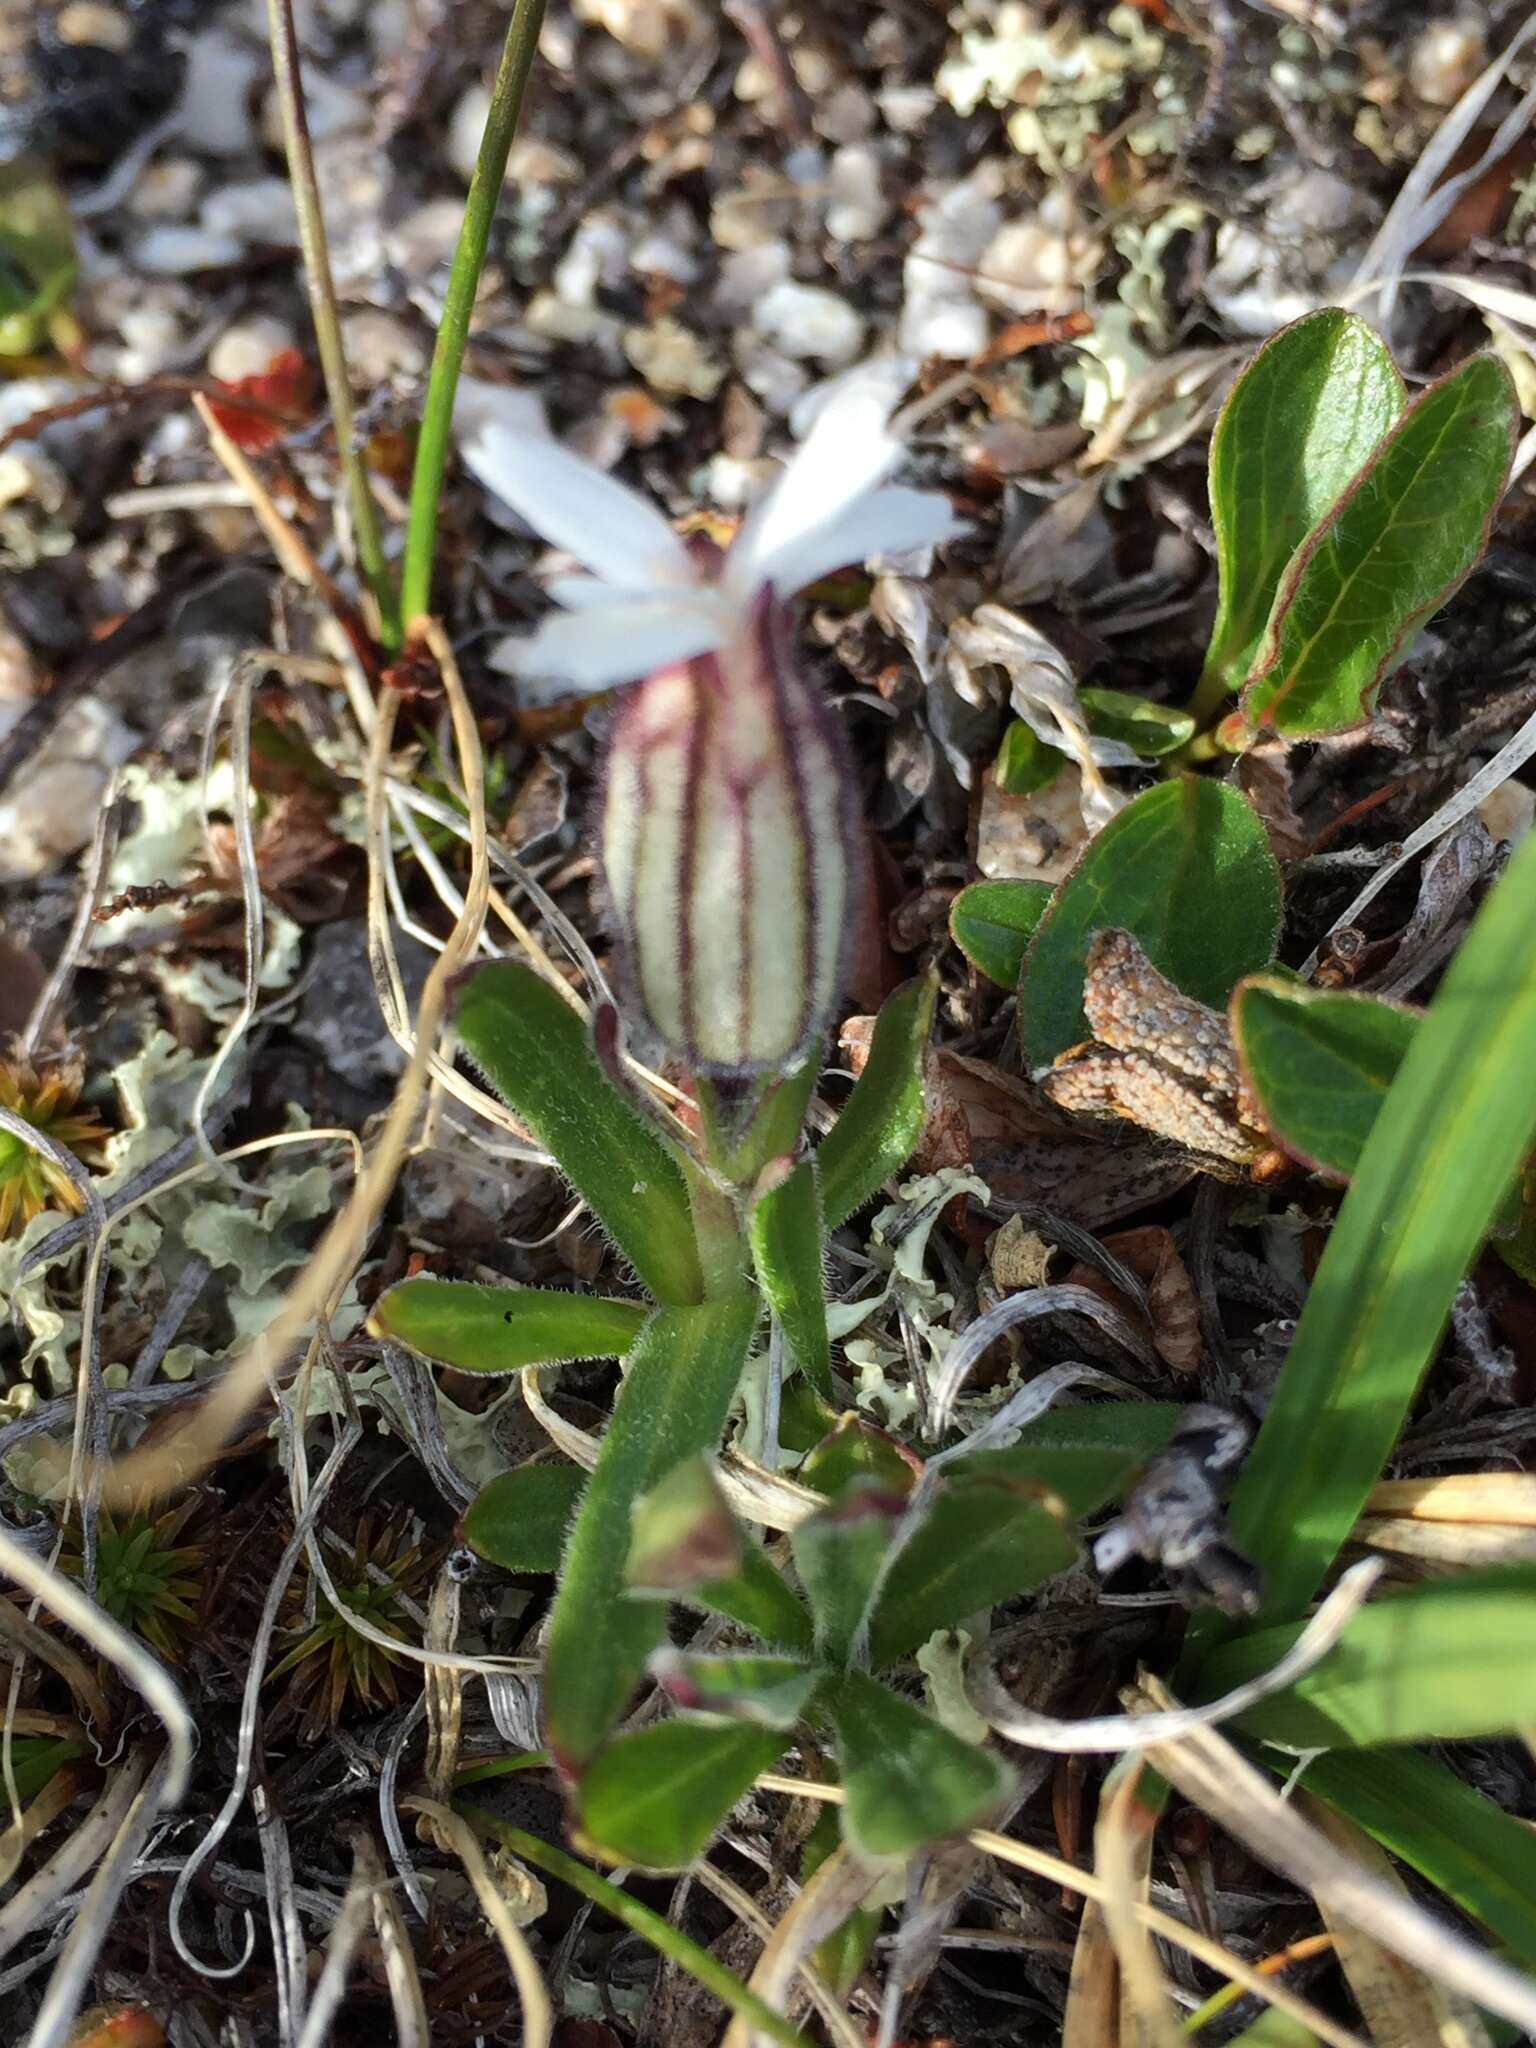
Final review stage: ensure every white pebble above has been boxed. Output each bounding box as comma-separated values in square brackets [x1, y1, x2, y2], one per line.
[1410, 17, 1487, 106]
[134, 224, 245, 275]
[200, 178, 300, 248]
[752, 280, 864, 366]
[208, 315, 297, 385]
[173, 30, 262, 157]
[826, 145, 886, 244]
[624, 318, 724, 399]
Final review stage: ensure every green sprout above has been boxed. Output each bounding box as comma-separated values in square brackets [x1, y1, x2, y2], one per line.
[269, 1516, 431, 1739]
[61, 1499, 205, 1665]
[0, 1051, 110, 1238]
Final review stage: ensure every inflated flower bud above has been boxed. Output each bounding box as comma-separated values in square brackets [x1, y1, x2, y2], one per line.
[601, 597, 859, 1074]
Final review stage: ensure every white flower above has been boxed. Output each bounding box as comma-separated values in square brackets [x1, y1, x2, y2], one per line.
[460, 388, 966, 694]
[458, 390, 963, 1074]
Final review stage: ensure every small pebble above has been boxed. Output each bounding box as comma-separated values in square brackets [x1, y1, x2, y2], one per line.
[624, 317, 725, 399]
[1409, 16, 1487, 106]
[753, 280, 865, 366]
[826, 145, 887, 244]
[126, 157, 203, 222]
[977, 197, 1103, 316]
[200, 179, 300, 248]
[135, 225, 244, 275]
[173, 29, 262, 158]
[208, 315, 298, 386]
[901, 171, 1003, 360]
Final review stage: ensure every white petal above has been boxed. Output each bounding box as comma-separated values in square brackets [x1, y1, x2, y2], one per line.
[461, 425, 696, 594]
[726, 390, 903, 597]
[751, 484, 967, 596]
[492, 596, 730, 691]
[544, 574, 624, 610]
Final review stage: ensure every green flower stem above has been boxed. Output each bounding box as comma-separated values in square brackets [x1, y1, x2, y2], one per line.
[264, 0, 399, 648]
[401, 0, 547, 630]
[456, 1801, 814, 2048]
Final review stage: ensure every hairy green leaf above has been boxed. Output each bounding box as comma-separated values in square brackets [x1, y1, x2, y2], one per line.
[1202, 309, 1404, 701]
[817, 973, 937, 1228]
[1244, 354, 1517, 736]
[1207, 1566, 1536, 1746]
[749, 1159, 832, 1398]
[866, 1470, 1078, 1670]
[369, 1276, 647, 1372]
[462, 1462, 585, 1573]
[675, 1533, 817, 1653]
[1189, 827, 1536, 1648]
[791, 1478, 905, 1667]
[828, 1671, 1013, 1859]
[1232, 979, 1419, 1180]
[545, 1295, 758, 1768]
[654, 1649, 821, 1729]
[455, 962, 703, 1305]
[1021, 780, 1282, 1066]
[799, 1412, 918, 1499]
[578, 1721, 787, 1868]
[968, 1400, 1183, 1502]
[949, 878, 1054, 989]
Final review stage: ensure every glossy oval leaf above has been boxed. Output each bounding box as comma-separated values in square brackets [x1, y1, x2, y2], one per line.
[370, 1277, 648, 1372]
[817, 972, 936, 1229]
[462, 1461, 586, 1573]
[1080, 686, 1195, 759]
[1243, 354, 1517, 737]
[1202, 309, 1405, 701]
[1186, 825, 1536, 1651]
[1206, 1565, 1536, 1747]
[748, 1159, 833, 1399]
[994, 719, 1064, 794]
[578, 1720, 788, 1869]
[1021, 779, 1282, 1067]
[828, 1670, 1013, 1860]
[545, 1294, 759, 1769]
[454, 961, 703, 1305]
[949, 878, 1053, 988]
[1232, 978, 1419, 1180]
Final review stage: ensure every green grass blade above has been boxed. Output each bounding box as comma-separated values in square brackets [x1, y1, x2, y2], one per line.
[545, 1295, 759, 1769]
[1289, 1747, 1536, 1973]
[1205, 1565, 1536, 1746]
[749, 1159, 832, 1398]
[369, 1277, 648, 1371]
[455, 961, 703, 1305]
[1191, 827, 1536, 1650]
[817, 973, 936, 1228]
[457, 1802, 815, 2048]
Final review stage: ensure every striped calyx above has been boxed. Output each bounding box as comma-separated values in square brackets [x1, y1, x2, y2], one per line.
[602, 596, 858, 1074]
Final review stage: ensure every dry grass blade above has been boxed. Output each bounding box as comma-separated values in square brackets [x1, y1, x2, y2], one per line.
[1366, 1474, 1536, 1525]
[365, 1835, 431, 2048]
[1135, 1679, 1536, 2036]
[0, 1748, 148, 1959]
[1303, 1797, 1493, 2048]
[1094, 1758, 1181, 2048]
[293, 1846, 375, 2048]
[0, 1594, 112, 1740]
[96, 619, 489, 1504]
[719, 1841, 878, 2048]
[968, 1559, 1381, 1752]
[26, 1747, 174, 2048]
[1062, 1893, 1120, 2048]
[0, 1753, 87, 1887]
[0, 1531, 191, 1801]
[21, 773, 125, 1059]
[754, 1778, 1367, 2048]
[406, 1796, 553, 2048]
[690, 1856, 868, 2048]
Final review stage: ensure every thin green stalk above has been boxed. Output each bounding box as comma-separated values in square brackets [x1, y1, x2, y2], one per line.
[401, 0, 547, 629]
[263, 0, 398, 647]
[456, 1802, 815, 2048]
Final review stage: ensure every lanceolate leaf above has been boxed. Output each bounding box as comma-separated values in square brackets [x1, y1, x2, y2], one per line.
[1020, 780, 1281, 1067]
[866, 1470, 1078, 1671]
[454, 962, 704, 1305]
[653, 1649, 820, 1729]
[1202, 309, 1405, 701]
[1188, 827, 1536, 1650]
[1232, 979, 1419, 1180]
[1289, 1746, 1536, 1974]
[462, 1462, 585, 1573]
[817, 973, 936, 1228]
[1243, 353, 1517, 736]
[370, 1277, 648, 1372]
[828, 1670, 1013, 1859]
[545, 1295, 759, 1769]
[577, 1720, 787, 1868]
[674, 1533, 816, 1653]
[749, 1159, 833, 1398]
[949, 878, 1053, 989]
[1205, 1566, 1536, 1747]
[968, 1400, 1183, 1504]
